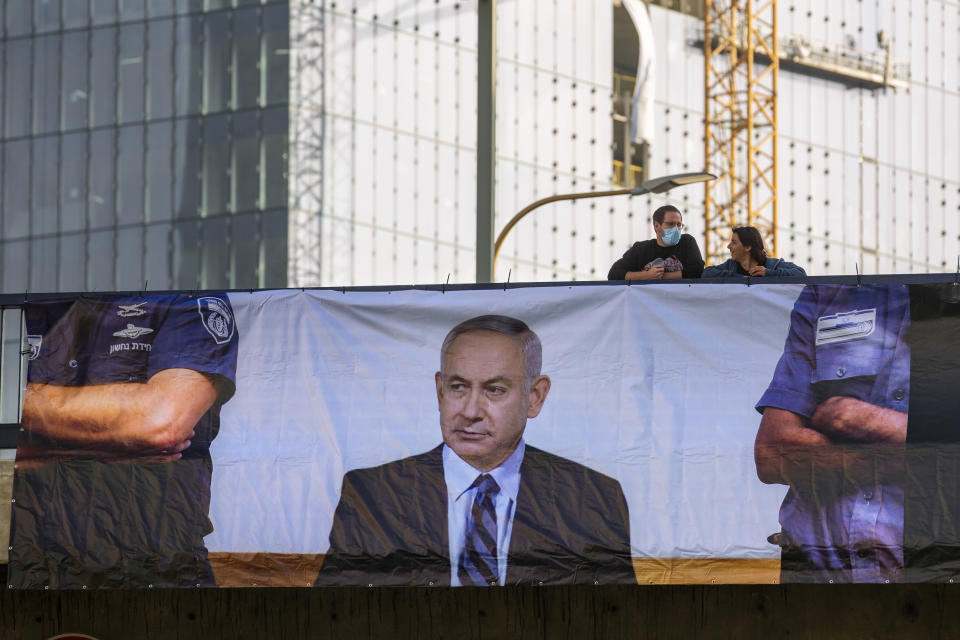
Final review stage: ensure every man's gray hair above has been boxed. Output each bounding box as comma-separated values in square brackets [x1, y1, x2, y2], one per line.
[440, 315, 543, 385]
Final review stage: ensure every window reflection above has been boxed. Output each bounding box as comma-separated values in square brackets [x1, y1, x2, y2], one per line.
[117, 125, 145, 225]
[4, 39, 32, 137]
[118, 23, 145, 124]
[62, 32, 90, 131]
[201, 215, 229, 289]
[204, 11, 232, 114]
[2, 140, 31, 239]
[176, 15, 205, 117]
[89, 129, 116, 229]
[234, 7, 261, 110]
[202, 114, 231, 217]
[32, 135, 60, 236]
[174, 117, 203, 219]
[91, 26, 118, 128]
[147, 19, 175, 121]
[60, 132, 88, 233]
[233, 110, 260, 213]
[87, 229, 116, 290]
[146, 122, 174, 222]
[58, 234, 86, 291]
[116, 226, 144, 290]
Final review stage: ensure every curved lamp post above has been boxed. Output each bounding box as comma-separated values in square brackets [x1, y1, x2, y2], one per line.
[492, 171, 717, 273]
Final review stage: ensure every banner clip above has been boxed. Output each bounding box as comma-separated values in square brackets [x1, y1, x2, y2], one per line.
[855, 263, 862, 287]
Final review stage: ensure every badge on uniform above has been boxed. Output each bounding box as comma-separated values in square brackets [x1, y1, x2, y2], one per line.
[27, 335, 42, 360]
[117, 302, 147, 318]
[815, 308, 876, 345]
[198, 297, 235, 345]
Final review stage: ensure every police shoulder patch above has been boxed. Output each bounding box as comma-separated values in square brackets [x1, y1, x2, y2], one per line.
[197, 297, 235, 345]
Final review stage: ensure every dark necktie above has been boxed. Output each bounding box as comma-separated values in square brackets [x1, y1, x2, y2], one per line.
[458, 473, 501, 586]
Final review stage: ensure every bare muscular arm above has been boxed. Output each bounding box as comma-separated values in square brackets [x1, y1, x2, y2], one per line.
[755, 402, 906, 487]
[21, 368, 218, 456]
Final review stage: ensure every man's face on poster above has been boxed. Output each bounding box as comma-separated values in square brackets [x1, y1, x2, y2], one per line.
[435, 330, 550, 472]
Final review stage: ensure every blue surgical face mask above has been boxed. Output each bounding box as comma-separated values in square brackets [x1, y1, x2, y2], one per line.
[661, 226, 681, 246]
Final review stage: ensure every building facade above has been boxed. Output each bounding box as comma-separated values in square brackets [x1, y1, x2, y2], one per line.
[0, 0, 290, 293]
[1, 0, 958, 292]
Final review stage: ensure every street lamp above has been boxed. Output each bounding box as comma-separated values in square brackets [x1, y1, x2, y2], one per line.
[491, 171, 717, 272]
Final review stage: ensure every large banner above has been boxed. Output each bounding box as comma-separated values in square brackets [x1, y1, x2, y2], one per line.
[7, 281, 960, 588]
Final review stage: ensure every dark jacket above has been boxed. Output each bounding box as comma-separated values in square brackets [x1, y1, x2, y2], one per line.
[314, 444, 636, 586]
[701, 257, 806, 279]
[607, 235, 705, 280]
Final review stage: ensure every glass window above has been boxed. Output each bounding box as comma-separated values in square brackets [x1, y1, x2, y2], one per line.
[2, 140, 31, 239]
[117, 124, 145, 225]
[4, 1, 32, 37]
[116, 226, 144, 290]
[89, 128, 116, 229]
[61, 132, 88, 233]
[263, 3, 290, 106]
[204, 11, 232, 113]
[175, 15, 204, 117]
[59, 233, 86, 292]
[261, 208, 287, 288]
[230, 211, 259, 288]
[233, 110, 260, 213]
[63, 1, 90, 29]
[173, 116, 202, 218]
[90, 26, 118, 128]
[118, 0, 145, 21]
[147, 0, 176, 19]
[201, 215, 229, 289]
[146, 122, 173, 222]
[33, 0, 61, 33]
[172, 219, 200, 289]
[202, 114, 231, 217]
[32, 135, 59, 236]
[30, 237, 57, 293]
[62, 31, 90, 131]
[262, 106, 288, 210]
[118, 23, 145, 124]
[144, 223, 171, 290]
[87, 229, 116, 290]
[205, 0, 231, 11]
[33, 34, 61, 135]
[234, 7, 261, 110]
[4, 39, 32, 137]
[176, 0, 205, 16]
[2, 240, 29, 293]
[146, 19, 175, 121]
[91, 0, 117, 25]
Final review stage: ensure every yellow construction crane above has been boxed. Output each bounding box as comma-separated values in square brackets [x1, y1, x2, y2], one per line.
[703, 0, 778, 263]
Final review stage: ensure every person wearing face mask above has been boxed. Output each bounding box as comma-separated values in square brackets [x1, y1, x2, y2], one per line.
[701, 226, 806, 279]
[607, 205, 705, 280]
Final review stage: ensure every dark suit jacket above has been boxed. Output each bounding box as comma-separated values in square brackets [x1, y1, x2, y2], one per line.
[314, 444, 636, 586]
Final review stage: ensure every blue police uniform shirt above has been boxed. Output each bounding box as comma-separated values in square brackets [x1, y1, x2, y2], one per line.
[756, 284, 910, 583]
[9, 294, 239, 588]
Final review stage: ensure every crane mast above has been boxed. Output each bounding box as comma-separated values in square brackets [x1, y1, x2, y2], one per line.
[703, 0, 779, 263]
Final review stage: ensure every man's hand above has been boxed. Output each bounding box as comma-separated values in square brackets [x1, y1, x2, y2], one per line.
[625, 265, 664, 280]
[810, 396, 907, 444]
[22, 369, 219, 459]
[748, 265, 767, 277]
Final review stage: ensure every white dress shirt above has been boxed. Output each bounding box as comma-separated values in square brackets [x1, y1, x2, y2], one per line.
[443, 439, 525, 586]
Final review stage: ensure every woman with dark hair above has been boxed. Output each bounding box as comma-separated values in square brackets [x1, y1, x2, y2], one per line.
[701, 226, 806, 278]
